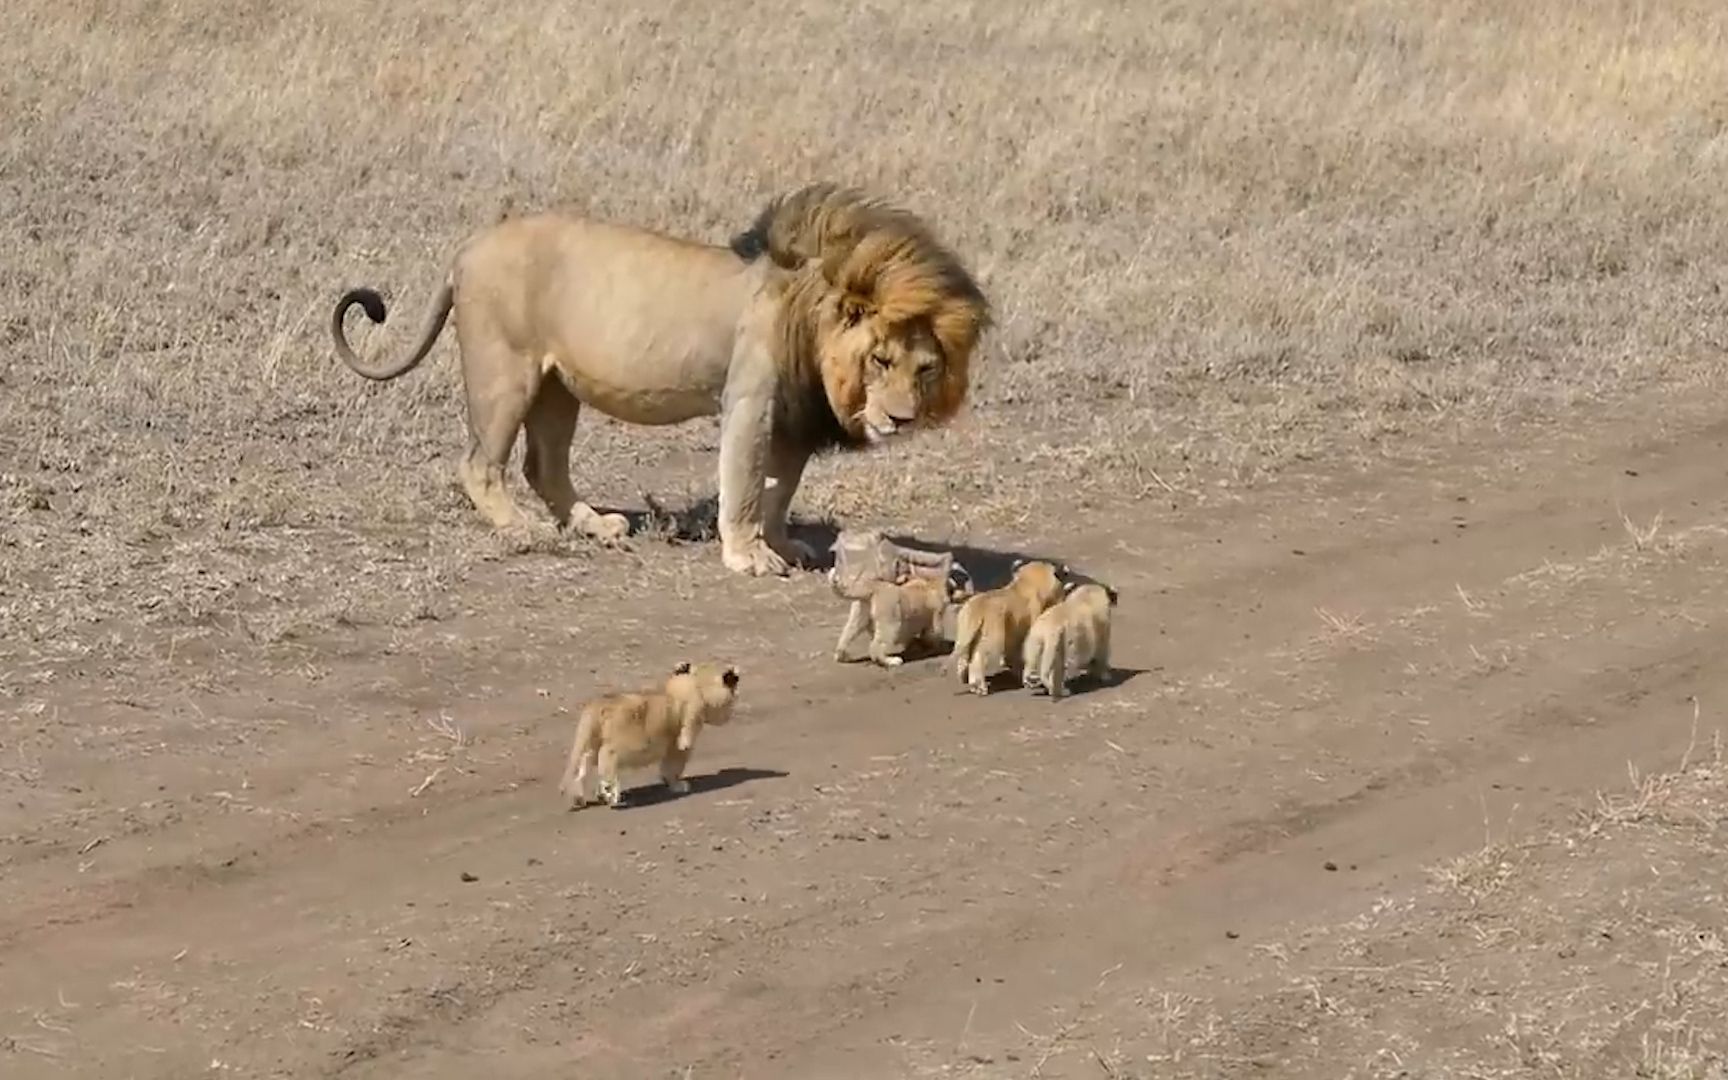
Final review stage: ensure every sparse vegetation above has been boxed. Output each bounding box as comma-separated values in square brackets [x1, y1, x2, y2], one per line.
[3, 1, 1728, 1076]
[5, 0, 1728, 665]
[1106, 738, 1728, 1080]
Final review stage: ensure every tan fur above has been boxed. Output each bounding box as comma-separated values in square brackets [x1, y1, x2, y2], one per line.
[833, 572, 974, 668]
[1022, 582, 1118, 700]
[558, 661, 740, 810]
[950, 561, 1066, 696]
[329, 184, 990, 578]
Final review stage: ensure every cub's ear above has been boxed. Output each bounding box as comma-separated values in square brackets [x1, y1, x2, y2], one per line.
[838, 292, 873, 329]
[673, 660, 692, 675]
[1010, 557, 1027, 572]
[1063, 581, 1079, 595]
[1105, 585, 1120, 605]
[721, 666, 741, 690]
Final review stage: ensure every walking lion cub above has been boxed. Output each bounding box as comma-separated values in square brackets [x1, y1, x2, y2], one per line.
[559, 661, 741, 810]
[1022, 582, 1118, 700]
[833, 569, 975, 667]
[950, 559, 1066, 695]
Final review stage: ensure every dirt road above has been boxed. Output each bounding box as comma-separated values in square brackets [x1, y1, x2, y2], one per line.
[4, 392, 1726, 1078]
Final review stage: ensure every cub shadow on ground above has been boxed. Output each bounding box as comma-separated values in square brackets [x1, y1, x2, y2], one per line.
[619, 765, 788, 809]
[971, 664, 1150, 698]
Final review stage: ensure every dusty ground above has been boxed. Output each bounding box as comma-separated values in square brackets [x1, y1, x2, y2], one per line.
[5, 392, 1728, 1079]
[5, 0, 1728, 1076]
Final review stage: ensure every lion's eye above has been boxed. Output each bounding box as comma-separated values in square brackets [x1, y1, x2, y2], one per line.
[872, 354, 892, 371]
[917, 361, 938, 381]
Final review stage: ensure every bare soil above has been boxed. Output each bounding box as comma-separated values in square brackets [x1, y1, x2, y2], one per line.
[6, 0, 1728, 1075]
[4, 388, 1727, 1079]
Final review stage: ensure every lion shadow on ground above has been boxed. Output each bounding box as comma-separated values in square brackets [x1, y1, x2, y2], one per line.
[599, 497, 1115, 595]
[615, 765, 789, 809]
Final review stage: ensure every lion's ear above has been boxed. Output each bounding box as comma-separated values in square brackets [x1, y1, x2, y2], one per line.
[1063, 581, 1079, 596]
[673, 660, 692, 675]
[838, 292, 873, 329]
[722, 666, 741, 690]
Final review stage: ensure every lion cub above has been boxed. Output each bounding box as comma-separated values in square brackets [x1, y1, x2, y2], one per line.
[1022, 582, 1118, 700]
[559, 660, 740, 810]
[834, 569, 974, 667]
[950, 559, 1066, 695]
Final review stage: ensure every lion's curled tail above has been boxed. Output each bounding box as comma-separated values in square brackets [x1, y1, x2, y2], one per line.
[330, 283, 455, 381]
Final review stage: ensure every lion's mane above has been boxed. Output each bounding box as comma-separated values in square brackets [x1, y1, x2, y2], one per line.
[730, 183, 991, 452]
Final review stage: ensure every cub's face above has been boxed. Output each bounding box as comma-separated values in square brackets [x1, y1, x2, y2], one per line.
[822, 301, 948, 445]
[674, 661, 742, 725]
[945, 573, 976, 604]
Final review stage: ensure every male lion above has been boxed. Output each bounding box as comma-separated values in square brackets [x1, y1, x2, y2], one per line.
[329, 183, 990, 577]
[558, 660, 741, 810]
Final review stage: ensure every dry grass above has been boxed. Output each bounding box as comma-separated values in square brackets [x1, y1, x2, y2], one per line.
[3, 0, 1727, 682]
[1046, 730, 1728, 1080]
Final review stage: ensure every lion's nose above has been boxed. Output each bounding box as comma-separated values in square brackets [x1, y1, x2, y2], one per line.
[886, 403, 917, 425]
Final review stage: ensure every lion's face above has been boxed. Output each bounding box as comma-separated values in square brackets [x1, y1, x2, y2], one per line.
[820, 299, 959, 446]
[856, 318, 945, 443]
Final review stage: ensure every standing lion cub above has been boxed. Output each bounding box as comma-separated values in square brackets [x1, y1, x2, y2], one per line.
[1022, 582, 1118, 700]
[950, 559, 1066, 695]
[833, 569, 975, 667]
[559, 661, 740, 810]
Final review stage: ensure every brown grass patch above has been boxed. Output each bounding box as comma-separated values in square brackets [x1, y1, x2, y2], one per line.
[4, 0, 1727, 679]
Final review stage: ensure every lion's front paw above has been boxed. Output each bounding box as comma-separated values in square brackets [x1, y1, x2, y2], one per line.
[873, 653, 905, 668]
[723, 539, 791, 577]
[666, 777, 691, 796]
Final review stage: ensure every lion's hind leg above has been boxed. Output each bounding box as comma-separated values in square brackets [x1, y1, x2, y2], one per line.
[562, 735, 600, 810]
[597, 746, 625, 808]
[524, 378, 628, 542]
[453, 313, 538, 530]
[966, 627, 999, 696]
